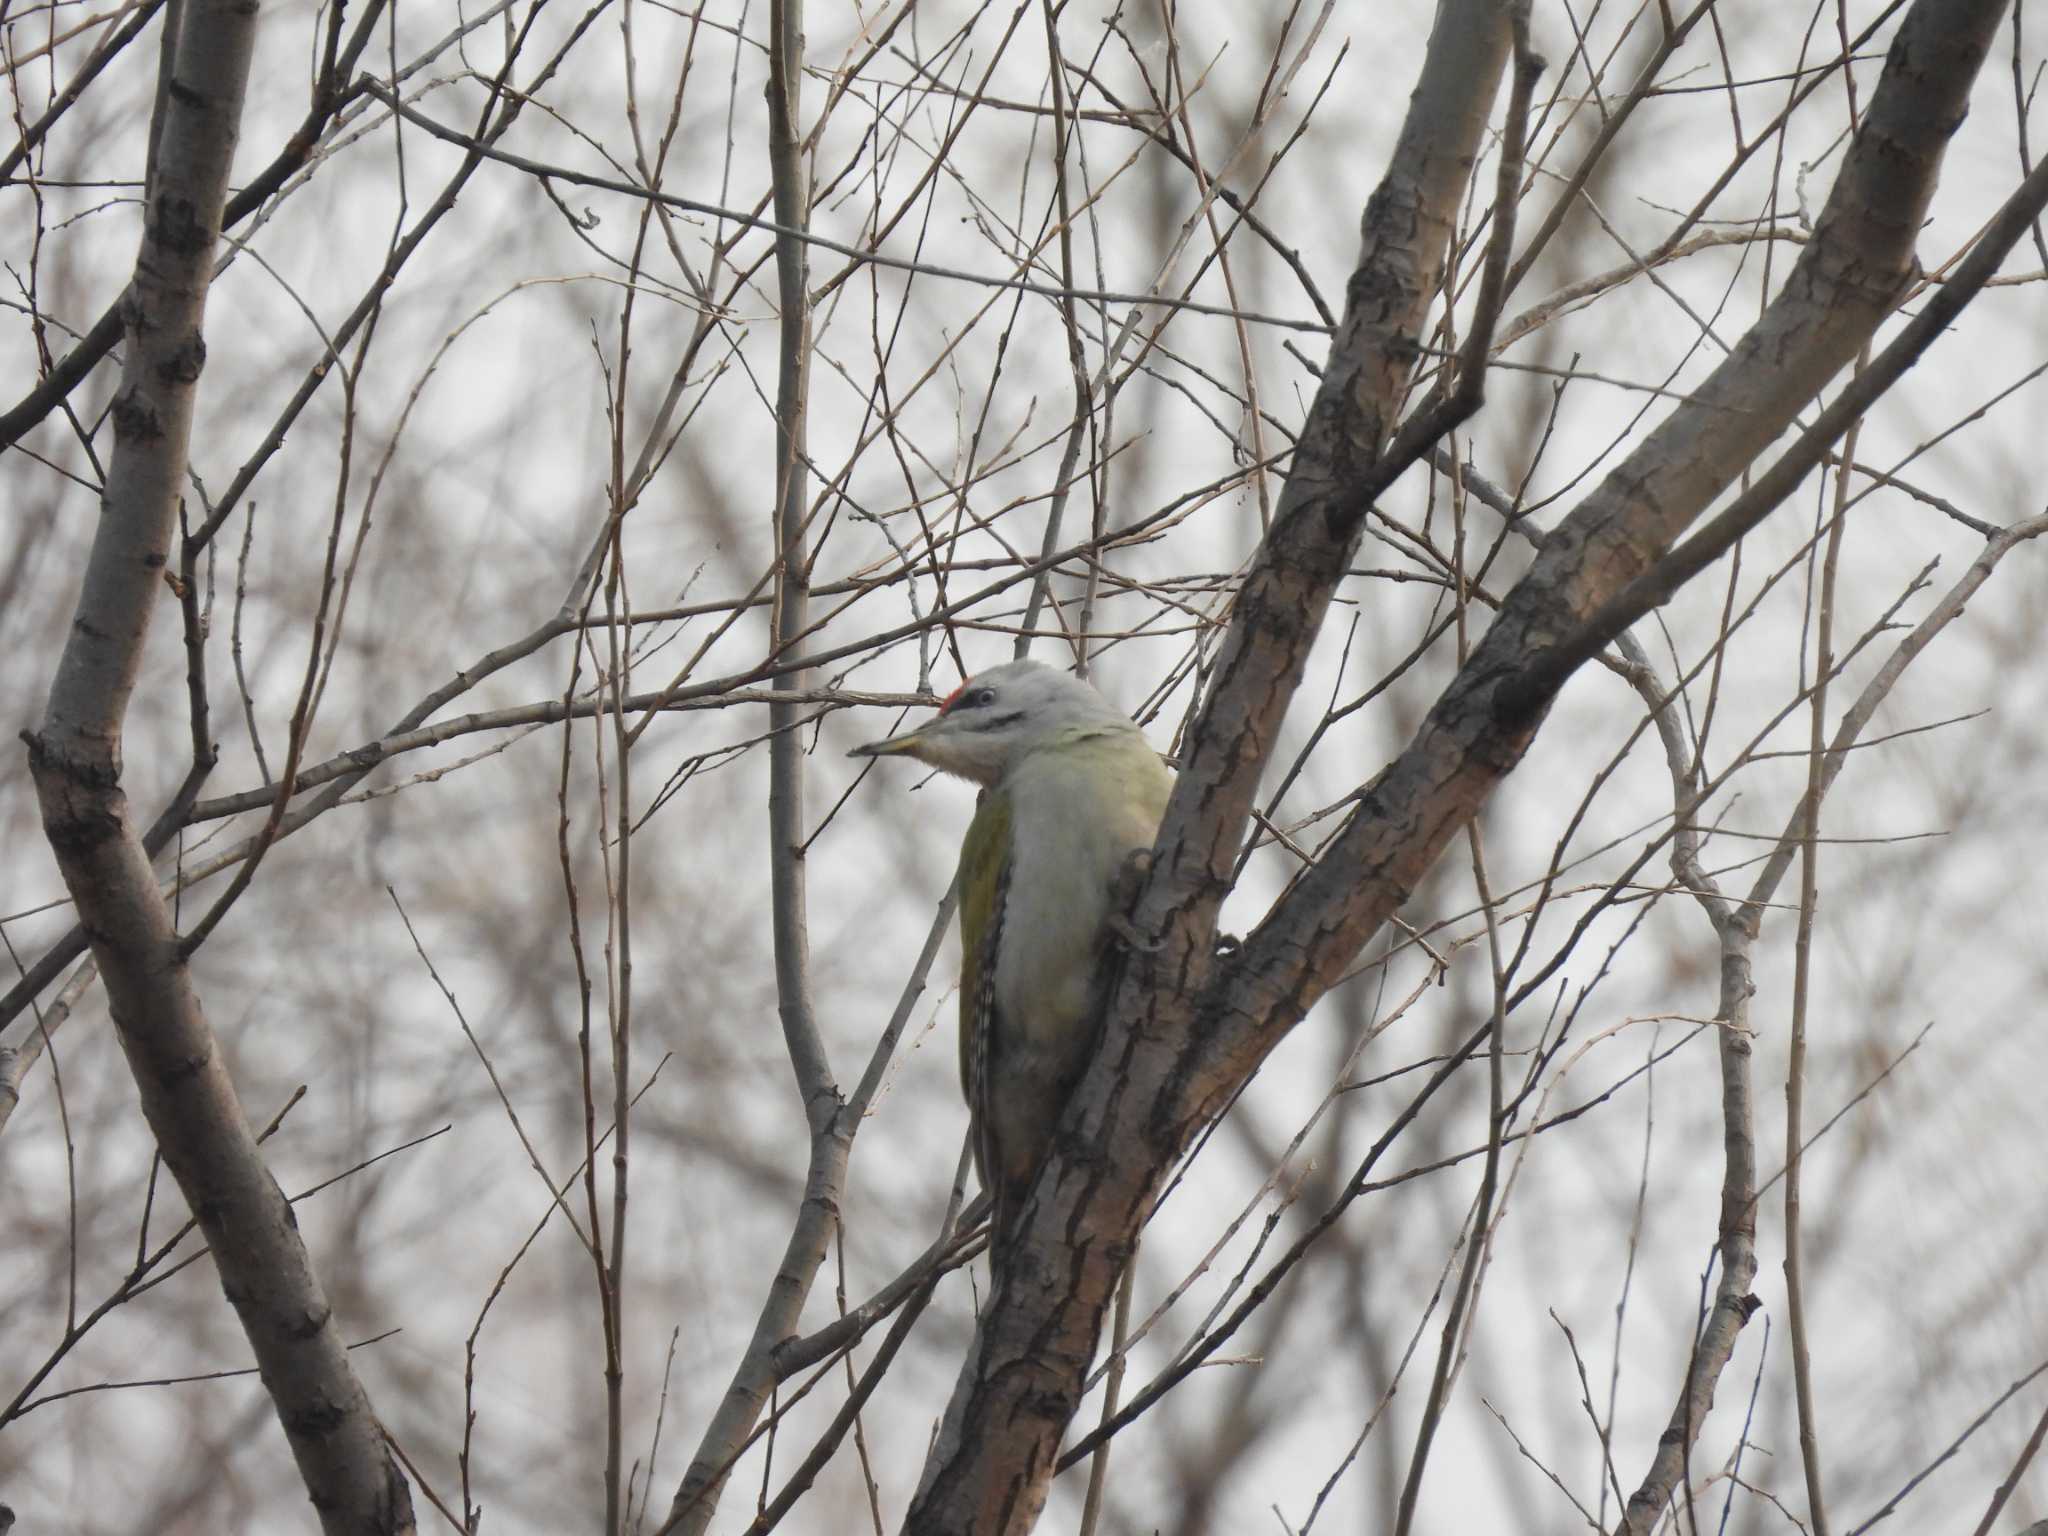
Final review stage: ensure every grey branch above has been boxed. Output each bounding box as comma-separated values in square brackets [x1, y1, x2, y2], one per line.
[902, 0, 2022, 1529]
[20, 6, 415, 1532]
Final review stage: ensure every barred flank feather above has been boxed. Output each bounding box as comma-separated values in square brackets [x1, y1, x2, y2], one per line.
[968, 859, 1008, 1225]
[957, 785, 1014, 1220]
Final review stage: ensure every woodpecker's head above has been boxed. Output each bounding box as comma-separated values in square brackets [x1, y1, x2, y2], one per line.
[848, 659, 1133, 787]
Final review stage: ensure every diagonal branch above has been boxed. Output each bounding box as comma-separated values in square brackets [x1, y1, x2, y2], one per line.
[0, 0, 391, 455]
[19, 6, 414, 1533]
[1212, 0, 2013, 1078]
[904, 0, 2021, 1530]
[903, 2, 1523, 1530]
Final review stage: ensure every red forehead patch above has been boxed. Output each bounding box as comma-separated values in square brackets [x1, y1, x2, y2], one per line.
[938, 680, 972, 715]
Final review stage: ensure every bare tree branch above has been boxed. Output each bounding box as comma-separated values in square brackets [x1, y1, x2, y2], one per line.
[665, 7, 856, 1531]
[905, 0, 2026, 1529]
[19, 5, 414, 1531]
[904, 1, 1520, 1527]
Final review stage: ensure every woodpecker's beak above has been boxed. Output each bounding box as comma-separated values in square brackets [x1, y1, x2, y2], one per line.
[848, 723, 937, 760]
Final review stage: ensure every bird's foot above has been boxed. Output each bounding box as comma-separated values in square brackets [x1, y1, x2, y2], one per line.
[1106, 910, 1163, 954]
[1107, 849, 1163, 953]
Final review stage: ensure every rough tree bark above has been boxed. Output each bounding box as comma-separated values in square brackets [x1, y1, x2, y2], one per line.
[903, 0, 2022, 1530]
[21, 7, 416, 1533]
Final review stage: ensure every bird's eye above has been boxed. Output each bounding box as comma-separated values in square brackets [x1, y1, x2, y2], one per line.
[940, 681, 1000, 716]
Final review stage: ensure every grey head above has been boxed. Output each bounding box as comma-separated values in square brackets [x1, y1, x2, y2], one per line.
[847, 659, 1134, 787]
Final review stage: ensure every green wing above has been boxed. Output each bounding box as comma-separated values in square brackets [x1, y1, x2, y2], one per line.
[956, 786, 1012, 1188]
